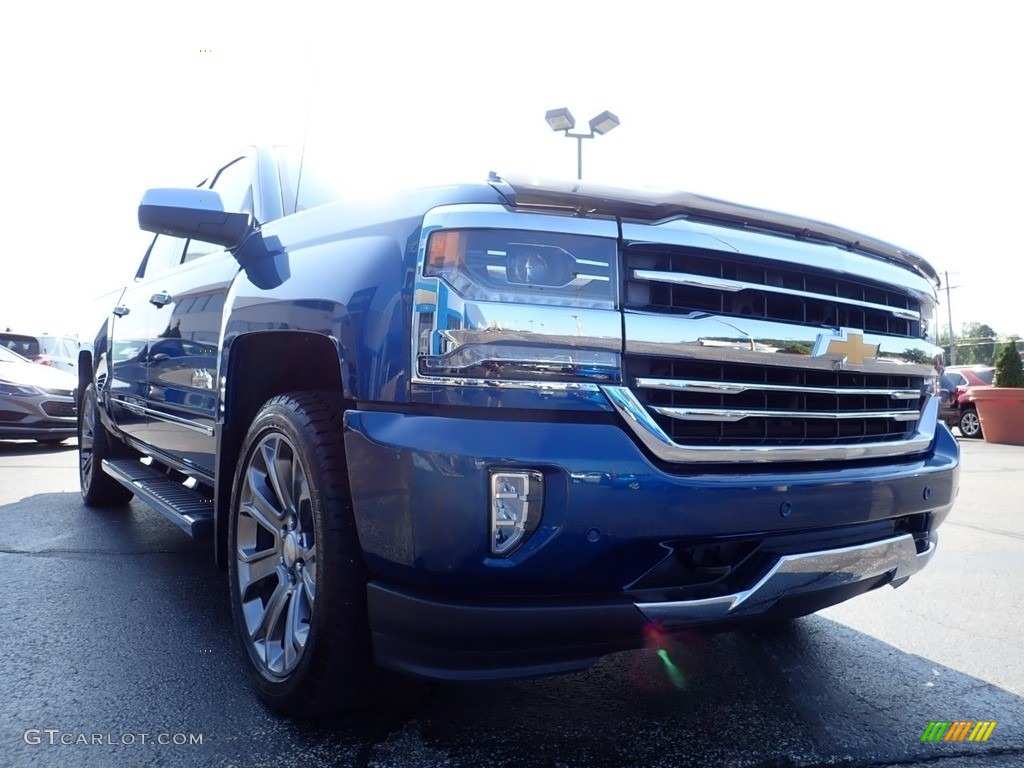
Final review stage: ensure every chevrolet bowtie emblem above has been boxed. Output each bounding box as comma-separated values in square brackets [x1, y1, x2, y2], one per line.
[813, 329, 879, 367]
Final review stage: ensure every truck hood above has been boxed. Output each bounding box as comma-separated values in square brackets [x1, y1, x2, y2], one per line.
[489, 173, 940, 288]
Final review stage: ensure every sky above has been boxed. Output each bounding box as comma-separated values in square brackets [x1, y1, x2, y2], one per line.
[2, 0, 1021, 343]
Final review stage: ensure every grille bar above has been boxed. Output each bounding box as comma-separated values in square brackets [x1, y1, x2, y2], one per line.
[651, 406, 921, 423]
[636, 377, 920, 400]
[633, 269, 921, 321]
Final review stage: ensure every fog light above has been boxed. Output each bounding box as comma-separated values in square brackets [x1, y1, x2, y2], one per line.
[490, 470, 543, 556]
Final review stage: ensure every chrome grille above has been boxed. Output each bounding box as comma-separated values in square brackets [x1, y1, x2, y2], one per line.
[624, 245, 922, 337]
[626, 357, 923, 447]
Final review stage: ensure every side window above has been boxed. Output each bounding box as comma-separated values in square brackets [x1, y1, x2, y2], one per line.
[182, 156, 253, 263]
[212, 157, 254, 215]
[140, 234, 187, 278]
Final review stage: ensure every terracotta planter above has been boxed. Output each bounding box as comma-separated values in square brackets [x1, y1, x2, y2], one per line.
[967, 386, 1024, 446]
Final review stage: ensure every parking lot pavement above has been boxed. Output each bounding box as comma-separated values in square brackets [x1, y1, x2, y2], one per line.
[821, 437, 1024, 695]
[1, 435, 1022, 768]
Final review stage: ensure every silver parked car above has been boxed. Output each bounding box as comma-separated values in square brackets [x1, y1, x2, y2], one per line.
[0, 345, 78, 443]
[0, 332, 80, 374]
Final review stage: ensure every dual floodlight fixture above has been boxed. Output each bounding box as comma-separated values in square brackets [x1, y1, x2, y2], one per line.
[544, 107, 620, 180]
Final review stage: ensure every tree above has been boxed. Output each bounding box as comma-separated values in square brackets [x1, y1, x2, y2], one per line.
[994, 339, 1024, 387]
[954, 322, 998, 366]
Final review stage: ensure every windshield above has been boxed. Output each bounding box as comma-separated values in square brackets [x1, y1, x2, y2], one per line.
[274, 146, 346, 214]
[976, 369, 995, 385]
[0, 334, 40, 358]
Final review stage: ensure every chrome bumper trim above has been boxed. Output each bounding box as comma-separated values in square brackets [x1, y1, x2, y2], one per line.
[635, 534, 934, 625]
[602, 386, 939, 463]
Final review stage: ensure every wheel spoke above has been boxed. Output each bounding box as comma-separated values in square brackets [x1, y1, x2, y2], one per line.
[301, 563, 316, 603]
[263, 438, 295, 516]
[290, 462, 309, 522]
[238, 547, 284, 587]
[283, 586, 305, 670]
[244, 468, 285, 534]
[252, 581, 290, 643]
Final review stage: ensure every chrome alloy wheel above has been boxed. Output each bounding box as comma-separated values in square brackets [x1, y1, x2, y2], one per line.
[79, 387, 98, 493]
[959, 408, 982, 439]
[235, 433, 318, 678]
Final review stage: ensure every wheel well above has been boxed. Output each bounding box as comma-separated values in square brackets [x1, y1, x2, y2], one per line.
[214, 331, 346, 568]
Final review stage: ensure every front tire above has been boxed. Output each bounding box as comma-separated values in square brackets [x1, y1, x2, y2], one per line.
[228, 392, 375, 716]
[959, 407, 983, 439]
[79, 383, 134, 506]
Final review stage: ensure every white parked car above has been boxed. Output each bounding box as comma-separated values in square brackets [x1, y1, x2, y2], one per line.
[0, 332, 80, 374]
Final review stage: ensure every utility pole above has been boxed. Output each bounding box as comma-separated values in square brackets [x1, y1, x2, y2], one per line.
[944, 270, 959, 365]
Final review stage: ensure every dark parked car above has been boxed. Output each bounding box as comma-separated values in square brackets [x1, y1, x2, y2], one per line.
[0, 345, 78, 443]
[939, 365, 994, 438]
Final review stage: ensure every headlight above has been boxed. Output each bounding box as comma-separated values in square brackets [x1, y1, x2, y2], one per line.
[425, 229, 618, 309]
[0, 382, 42, 397]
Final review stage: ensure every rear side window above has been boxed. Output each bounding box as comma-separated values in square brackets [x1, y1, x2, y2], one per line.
[977, 369, 995, 385]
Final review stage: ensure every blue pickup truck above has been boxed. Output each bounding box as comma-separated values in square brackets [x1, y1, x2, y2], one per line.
[79, 145, 959, 715]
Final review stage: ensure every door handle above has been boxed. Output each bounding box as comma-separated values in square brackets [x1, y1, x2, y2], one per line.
[150, 292, 173, 307]
[113, 305, 131, 317]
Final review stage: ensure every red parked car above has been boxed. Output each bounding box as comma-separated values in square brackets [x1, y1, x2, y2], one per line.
[939, 365, 994, 438]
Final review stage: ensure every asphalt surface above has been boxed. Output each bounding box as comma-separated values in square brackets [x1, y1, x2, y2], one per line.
[0, 434, 1022, 768]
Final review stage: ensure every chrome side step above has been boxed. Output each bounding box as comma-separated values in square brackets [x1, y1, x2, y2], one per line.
[102, 458, 214, 539]
[635, 533, 934, 625]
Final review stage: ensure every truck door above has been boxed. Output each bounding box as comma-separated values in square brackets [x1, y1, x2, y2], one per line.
[106, 234, 186, 443]
[142, 258, 236, 475]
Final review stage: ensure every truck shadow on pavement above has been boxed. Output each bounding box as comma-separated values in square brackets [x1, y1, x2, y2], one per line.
[3, 491, 1023, 768]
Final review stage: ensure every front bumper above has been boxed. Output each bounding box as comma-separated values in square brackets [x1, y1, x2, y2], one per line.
[344, 409, 958, 680]
[0, 394, 77, 441]
[368, 533, 934, 681]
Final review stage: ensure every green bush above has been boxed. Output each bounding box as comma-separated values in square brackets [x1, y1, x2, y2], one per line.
[993, 339, 1024, 388]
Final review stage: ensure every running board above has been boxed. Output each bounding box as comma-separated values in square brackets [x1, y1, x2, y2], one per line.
[102, 458, 214, 539]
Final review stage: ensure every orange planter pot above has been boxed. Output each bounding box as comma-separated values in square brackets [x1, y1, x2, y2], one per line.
[967, 387, 1024, 446]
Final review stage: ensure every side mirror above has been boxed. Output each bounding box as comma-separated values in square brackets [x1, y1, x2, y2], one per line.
[138, 188, 251, 249]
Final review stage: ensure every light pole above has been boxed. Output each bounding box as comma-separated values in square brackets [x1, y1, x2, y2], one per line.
[544, 107, 620, 180]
